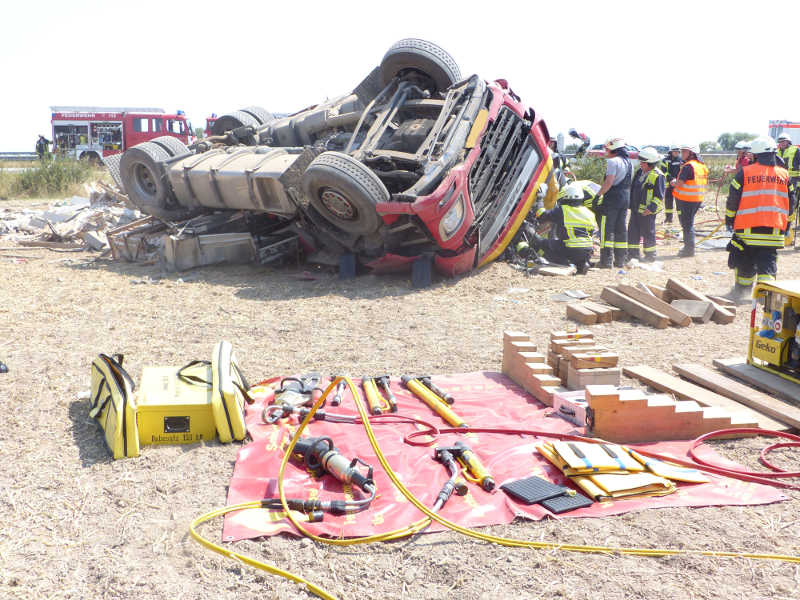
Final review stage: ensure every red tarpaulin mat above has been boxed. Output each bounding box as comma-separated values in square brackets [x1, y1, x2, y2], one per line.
[222, 372, 786, 542]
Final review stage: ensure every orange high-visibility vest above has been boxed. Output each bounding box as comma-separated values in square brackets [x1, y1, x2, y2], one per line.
[733, 163, 790, 231]
[672, 159, 709, 202]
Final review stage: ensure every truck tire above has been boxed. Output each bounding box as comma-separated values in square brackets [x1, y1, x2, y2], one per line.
[120, 142, 195, 221]
[209, 110, 260, 136]
[302, 152, 388, 235]
[240, 106, 275, 127]
[380, 38, 461, 93]
[149, 135, 189, 157]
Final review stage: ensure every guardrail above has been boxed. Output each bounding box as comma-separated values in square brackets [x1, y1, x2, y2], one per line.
[0, 152, 38, 161]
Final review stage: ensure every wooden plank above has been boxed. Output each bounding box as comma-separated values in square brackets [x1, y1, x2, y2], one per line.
[593, 302, 624, 320]
[617, 284, 691, 327]
[600, 287, 669, 329]
[581, 301, 614, 323]
[622, 364, 786, 431]
[570, 352, 618, 369]
[539, 265, 576, 276]
[713, 357, 800, 405]
[666, 278, 735, 324]
[566, 303, 597, 325]
[644, 284, 672, 302]
[707, 295, 736, 308]
[674, 363, 800, 429]
[670, 299, 714, 323]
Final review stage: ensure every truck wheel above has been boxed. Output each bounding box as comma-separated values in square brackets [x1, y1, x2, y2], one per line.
[120, 142, 194, 221]
[380, 38, 461, 93]
[149, 135, 189, 157]
[209, 110, 260, 136]
[302, 152, 388, 235]
[240, 106, 274, 126]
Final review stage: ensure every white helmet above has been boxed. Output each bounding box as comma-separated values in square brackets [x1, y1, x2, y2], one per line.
[669, 143, 680, 151]
[734, 140, 751, 151]
[603, 136, 626, 151]
[776, 133, 792, 143]
[561, 182, 585, 201]
[680, 143, 700, 156]
[750, 136, 777, 155]
[638, 146, 662, 164]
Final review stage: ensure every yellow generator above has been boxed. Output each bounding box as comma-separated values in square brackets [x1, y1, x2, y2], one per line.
[748, 280, 800, 384]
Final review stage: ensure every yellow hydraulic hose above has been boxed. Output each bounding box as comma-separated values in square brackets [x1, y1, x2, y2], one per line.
[192, 377, 800, 600]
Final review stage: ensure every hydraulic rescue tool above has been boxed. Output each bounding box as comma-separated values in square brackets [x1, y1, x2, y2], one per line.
[262, 374, 323, 424]
[401, 375, 468, 428]
[432, 447, 468, 511]
[419, 376, 454, 405]
[435, 441, 495, 491]
[262, 435, 376, 519]
[330, 377, 347, 406]
[374, 376, 398, 412]
[362, 377, 393, 415]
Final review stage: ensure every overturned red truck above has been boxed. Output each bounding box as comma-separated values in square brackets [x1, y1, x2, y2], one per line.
[114, 39, 557, 276]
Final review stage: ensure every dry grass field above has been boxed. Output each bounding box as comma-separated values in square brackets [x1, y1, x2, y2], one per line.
[1, 198, 799, 600]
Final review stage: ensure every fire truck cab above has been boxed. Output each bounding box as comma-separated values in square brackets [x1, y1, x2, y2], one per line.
[50, 106, 193, 161]
[769, 120, 800, 144]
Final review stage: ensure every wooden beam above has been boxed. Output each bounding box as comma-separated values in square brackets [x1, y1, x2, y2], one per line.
[616, 284, 691, 327]
[581, 301, 614, 322]
[566, 303, 597, 325]
[600, 287, 669, 329]
[622, 364, 786, 431]
[666, 278, 735, 324]
[713, 357, 800, 404]
[644, 284, 672, 302]
[674, 363, 800, 429]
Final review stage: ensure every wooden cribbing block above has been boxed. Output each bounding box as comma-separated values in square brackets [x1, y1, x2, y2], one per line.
[567, 365, 621, 390]
[670, 299, 714, 323]
[566, 303, 598, 325]
[503, 331, 530, 344]
[675, 363, 800, 429]
[559, 345, 607, 359]
[532, 373, 562, 388]
[644, 284, 672, 302]
[550, 329, 594, 341]
[666, 278, 735, 324]
[528, 363, 555, 375]
[550, 338, 597, 354]
[517, 352, 546, 364]
[601, 287, 669, 329]
[707, 295, 736, 308]
[584, 385, 620, 408]
[570, 352, 618, 369]
[581, 301, 614, 323]
[536, 385, 570, 406]
[622, 365, 783, 430]
[616, 284, 691, 327]
[502, 340, 538, 374]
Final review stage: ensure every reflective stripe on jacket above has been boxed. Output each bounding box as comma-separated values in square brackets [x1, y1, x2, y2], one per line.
[778, 145, 800, 178]
[673, 160, 709, 202]
[562, 204, 596, 248]
[638, 168, 665, 214]
[732, 164, 790, 240]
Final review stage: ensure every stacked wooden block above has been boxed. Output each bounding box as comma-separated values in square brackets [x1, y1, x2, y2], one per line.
[502, 331, 568, 406]
[584, 384, 758, 443]
[547, 330, 621, 390]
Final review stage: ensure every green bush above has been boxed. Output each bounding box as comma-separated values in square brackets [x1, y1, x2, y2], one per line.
[568, 157, 606, 183]
[0, 159, 99, 199]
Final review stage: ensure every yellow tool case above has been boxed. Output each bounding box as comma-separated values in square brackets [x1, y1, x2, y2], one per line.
[89, 354, 140, 459]
[137, 363, 217, 445]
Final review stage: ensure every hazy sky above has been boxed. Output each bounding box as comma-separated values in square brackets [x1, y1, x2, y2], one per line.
[2, 0, 798, 151]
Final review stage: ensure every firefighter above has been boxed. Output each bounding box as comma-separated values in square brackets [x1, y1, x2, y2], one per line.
[659, 144, 682, 224]
[530, 181, 597, 274]
[594, 136, 632, 268]
[549, 138, 567, 172]
[777, 133, 800, 245]
[627, 147, 665, 263]
[723, 136, 795, 302]
[35, 134, 52, 160]
[671, 144, 709, 257]
[567, 179, 602, 213]
[724, 140, 753, 174]
[777, 133, 799, 180]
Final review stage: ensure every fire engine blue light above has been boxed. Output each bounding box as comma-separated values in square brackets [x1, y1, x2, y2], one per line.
[177, 110, 185, 115]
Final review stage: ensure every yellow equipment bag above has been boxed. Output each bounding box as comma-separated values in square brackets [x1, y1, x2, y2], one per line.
[549, 441, 644, 474]
[210, 340, 248, 442]
[89, 354, 140, 459]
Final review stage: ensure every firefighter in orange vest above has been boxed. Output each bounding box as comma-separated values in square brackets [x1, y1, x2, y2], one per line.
[671, 144, 709, 257]
[724, 136, 796, 302]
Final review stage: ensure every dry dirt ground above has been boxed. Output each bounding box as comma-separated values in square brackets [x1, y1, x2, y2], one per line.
[1, 200, 799, 600]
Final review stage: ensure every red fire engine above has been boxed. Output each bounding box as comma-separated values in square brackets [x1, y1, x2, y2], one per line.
[769, 120, 800, 144]
[50, 106, 194, 161]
